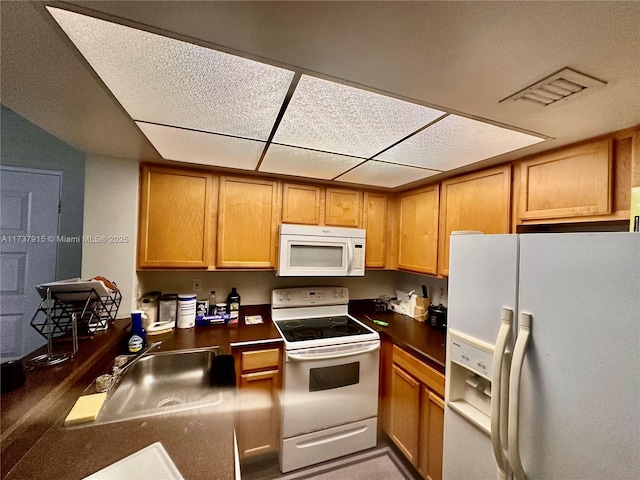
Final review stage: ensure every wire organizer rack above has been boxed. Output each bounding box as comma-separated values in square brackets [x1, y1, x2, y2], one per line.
[30, 282, 122, 339]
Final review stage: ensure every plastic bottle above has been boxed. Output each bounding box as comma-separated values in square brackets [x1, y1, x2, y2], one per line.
[208, 290, 217, 315]
[226, 287, 241, 321]
[126, 310, 147, 353]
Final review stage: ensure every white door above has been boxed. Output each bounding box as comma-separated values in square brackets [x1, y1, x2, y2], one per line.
[1, 167, 60, 361]
[515, 233, 640, 479]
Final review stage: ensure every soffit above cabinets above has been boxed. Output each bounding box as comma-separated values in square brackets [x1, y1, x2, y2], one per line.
[47, 6, 546, 189]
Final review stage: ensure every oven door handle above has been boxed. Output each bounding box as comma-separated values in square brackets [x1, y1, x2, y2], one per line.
[286, 342, 380, 362]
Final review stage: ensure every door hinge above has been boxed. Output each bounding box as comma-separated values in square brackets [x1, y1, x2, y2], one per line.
[58, 199, 61, 214]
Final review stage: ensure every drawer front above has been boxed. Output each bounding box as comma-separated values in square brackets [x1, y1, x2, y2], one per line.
[392, 345, 445, 398]
[241, 348, 281, 372]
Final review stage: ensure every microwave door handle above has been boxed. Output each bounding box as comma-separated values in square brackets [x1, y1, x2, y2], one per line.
[346, 241, 354, 275]
[286, 342, 380, 362]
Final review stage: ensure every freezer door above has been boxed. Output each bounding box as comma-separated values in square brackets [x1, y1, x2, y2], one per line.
[515, 233, 640, 479]
[444, 234, 519, 479]
[446, 234, 519, 344]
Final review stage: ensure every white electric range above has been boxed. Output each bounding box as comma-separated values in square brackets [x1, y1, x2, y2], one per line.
[271, 287, 380, 473]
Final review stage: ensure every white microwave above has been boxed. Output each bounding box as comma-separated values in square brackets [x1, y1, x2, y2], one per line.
[277, 224, 366, 277]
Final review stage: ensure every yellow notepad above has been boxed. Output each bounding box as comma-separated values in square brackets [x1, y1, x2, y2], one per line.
[64, 392, 107, 426]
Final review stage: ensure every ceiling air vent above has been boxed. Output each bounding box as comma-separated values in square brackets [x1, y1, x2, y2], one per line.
[500, 67, 606, 107]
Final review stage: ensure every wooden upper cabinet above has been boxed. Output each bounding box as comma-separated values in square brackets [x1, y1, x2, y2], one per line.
[363, 192, 388, 268]
[217, 176, 280, 268]
[517, 139, 613, 221]
[438, 165, 511, 277]
[325, 187, 362, 227]
[397, 185, 439, 275]
[138, 165, 215, 269]
[281, 183, 322, 225]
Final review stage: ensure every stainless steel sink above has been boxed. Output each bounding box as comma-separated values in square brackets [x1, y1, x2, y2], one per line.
[96, 347, 224, 424]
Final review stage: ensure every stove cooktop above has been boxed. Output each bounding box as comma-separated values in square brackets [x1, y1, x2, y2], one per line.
[275, 315, 375, 344]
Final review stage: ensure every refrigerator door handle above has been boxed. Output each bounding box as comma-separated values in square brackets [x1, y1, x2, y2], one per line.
[491, 307, 513, 479]
[508, 313, 532, 480]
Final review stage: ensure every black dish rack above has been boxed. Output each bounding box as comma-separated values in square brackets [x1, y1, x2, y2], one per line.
[30, 284, 122, 338]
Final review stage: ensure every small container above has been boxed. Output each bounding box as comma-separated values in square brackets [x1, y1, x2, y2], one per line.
[177, 294, 196, 329]
[215, 303, 227, 316]
[139, 291, 160, 330]
[159, 294, 178, 325]
[196, 300, 209, 317]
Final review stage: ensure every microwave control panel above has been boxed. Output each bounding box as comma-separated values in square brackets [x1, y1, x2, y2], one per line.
[353, 243, 364, 270]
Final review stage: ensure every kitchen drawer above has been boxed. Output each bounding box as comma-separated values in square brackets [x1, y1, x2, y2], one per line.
[392, 345, 445, 398]
[241, 348, 281, 373]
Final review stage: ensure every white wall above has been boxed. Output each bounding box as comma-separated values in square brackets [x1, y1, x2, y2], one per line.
[82, 155, 139, 317]
[137, 270, 447, 308]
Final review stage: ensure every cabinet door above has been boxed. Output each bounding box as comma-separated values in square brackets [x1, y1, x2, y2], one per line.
[217, 176, 279, 268]
[398, 185, 439, 275]
[138, 165, 215, 268]
[389, 364, 421, 465]
[236, 369, 280, 459]
[438, 165, 511, 276]
[419, 389, 445, 480]
[325, 187, 361, 227]
[517, 139, 612, 221]
[363, 192, 388, 268]
[282, 183, 322, 225]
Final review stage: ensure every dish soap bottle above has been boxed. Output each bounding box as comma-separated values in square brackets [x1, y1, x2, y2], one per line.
[226, 287, 241, 321]
[126, 310, 147, 353]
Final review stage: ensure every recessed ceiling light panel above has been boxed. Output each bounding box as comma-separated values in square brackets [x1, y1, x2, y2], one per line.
[335, 161, 440, 188]
[136, 122, 265, 170]
[47, 7, 295, 140]
[260, 144, 363, 180]
[375, 115, 544, 171]
[272, 75, 446, 158]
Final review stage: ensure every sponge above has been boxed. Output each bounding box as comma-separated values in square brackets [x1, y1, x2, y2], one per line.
[64, 392, 107, 426]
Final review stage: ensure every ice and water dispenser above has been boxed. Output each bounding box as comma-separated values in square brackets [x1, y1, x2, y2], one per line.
[446, 330, 497, 434]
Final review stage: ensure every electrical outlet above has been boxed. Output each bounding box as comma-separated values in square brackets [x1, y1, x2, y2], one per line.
[192, 279, 202, 292]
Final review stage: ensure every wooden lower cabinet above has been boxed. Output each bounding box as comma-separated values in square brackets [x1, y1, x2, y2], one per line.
[390, 364, 421, 464]
[233, 346, 281, 459]
[386, 345, 445, 480]
[419, 389, 445, 480]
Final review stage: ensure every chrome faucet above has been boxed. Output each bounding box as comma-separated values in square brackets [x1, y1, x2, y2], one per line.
[112, 341, 162, 377]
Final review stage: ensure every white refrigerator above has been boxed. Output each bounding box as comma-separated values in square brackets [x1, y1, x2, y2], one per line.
[442, 232, 639, 480]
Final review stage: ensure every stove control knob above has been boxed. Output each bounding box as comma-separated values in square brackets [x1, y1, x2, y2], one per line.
[277, 291, 290, 302]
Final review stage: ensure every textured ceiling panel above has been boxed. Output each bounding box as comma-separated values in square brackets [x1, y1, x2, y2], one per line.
[47, 7, 295, 141]
[260, 144, 363, 180]
[136, 122, 265, 170]
[335, 160, 440, 188]
[375, 115, 545, 171]
[272, 75, 446, 157]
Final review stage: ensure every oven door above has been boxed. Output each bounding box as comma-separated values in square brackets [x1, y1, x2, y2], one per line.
[281, 340, 380, 438]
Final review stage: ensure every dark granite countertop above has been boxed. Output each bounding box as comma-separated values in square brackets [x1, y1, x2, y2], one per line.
[1, 302, 444, 479]
[350, 300, 446, 373]
[1, 305, 280, 480]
